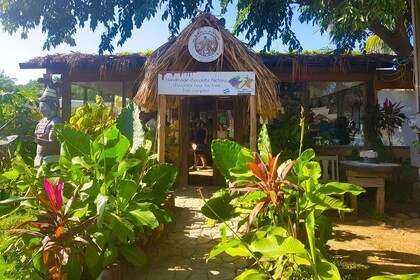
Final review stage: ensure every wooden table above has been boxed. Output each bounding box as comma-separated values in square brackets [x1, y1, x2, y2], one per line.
[339, 160, 401, 215]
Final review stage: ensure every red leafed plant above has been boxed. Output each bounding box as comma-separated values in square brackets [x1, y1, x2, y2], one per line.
[229, 152, 301, 232]
[10, 178, 97, 279]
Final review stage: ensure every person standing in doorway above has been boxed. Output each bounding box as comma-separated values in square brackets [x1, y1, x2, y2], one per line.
[191, 120, 208, 170]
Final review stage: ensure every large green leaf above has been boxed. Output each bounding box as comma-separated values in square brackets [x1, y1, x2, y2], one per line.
[133, 202, 173, 224]
[300, 149, 315, 162]
[95, 193, 108, 226]
[201, 192, 235, 221]
[316, 215, 333, 244]
[235, 269, 268, 280]
[258, 124, 272, 162]
[316, 256, 341, 280]
[118, 180, 138, 211]
[229, 147, 255, 180]
[306, 211, 318, 275]
[120, 244, 147, 267]
[104, 244, 118, 267]
[55, 124, 90, 158]
[211, 139, 242, 182]
[0, 170, 19, 181]
[295, 149, 316, 174]
[141, 163, 177, 204]
[249, 235, 282, 256]
[128, 208, 159, 228]
[310, 193, 352, 212]
[225, 243, 253, 257]
[102, 127, 130, 162]
[319, 182, 366, 196]
[116, 102, 145, 153]
[107, 159, 141, 181]
[106, 212, 130, 243]
[208, 239, 242, 260]
[32, 252, 47, 273]
[62, 253, 82, 280]
[85, 246, 100, 269]
[302, 161, 322, 181]
[276, 237, 309, 259]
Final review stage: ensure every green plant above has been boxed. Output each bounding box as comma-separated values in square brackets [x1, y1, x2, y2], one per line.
[202, 111, 365, 279]
[267, 97, 311, 161]
[69, 96, 116, 137]
[53, 103, 177, 277]
[0, 91, 39, 171]
[3, 178, 96, 279]
[0, 102, 178, 279]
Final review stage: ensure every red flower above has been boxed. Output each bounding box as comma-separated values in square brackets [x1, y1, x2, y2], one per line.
[383, 98, 394, 114]
[44, 178, 64, 211]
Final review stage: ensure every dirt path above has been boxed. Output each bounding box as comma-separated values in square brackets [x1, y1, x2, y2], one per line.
[328, 217, 420, 279]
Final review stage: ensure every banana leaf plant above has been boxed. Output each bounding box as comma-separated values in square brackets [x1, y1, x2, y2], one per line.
[202, 120, 365, 279]
[0, 103, 178, 279]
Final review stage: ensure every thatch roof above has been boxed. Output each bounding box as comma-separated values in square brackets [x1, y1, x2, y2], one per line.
[21, 53, 146, 78]
[133, 14, 282, 119]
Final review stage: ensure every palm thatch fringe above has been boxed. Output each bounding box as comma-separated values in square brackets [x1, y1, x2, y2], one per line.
[133, 14, 282, 119]
[27, 53, 146, 79]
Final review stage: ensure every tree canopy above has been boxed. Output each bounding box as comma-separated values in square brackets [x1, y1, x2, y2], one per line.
[0, 0, 413, 56]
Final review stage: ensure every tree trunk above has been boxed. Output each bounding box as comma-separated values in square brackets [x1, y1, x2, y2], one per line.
[369, 23, 413, 56]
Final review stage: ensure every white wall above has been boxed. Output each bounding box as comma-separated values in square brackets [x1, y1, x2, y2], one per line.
[377, 89, 416, 146]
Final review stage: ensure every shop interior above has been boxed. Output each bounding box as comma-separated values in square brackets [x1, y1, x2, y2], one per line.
[188, 96, 235, 185]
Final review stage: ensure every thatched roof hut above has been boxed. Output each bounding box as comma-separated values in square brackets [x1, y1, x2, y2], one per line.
[133, 13, 282, 119]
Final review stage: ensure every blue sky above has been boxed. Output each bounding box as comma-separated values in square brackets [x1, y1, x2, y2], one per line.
[0, 4, 333, 84]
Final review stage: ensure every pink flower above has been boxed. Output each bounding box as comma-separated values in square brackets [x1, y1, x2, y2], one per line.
[44, 178, 64, 211]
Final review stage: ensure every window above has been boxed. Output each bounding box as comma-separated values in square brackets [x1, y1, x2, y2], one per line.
[308, 82, 366, 146]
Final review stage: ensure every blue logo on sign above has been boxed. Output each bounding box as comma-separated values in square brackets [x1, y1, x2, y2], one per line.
[223, 88, 230, 94]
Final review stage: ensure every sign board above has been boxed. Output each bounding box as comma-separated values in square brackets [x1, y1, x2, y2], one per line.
[158, 71, 255, 96]
[188, 27, 223, 63]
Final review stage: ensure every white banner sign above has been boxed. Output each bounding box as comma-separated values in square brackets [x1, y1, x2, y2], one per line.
[158, 71, 255, 96]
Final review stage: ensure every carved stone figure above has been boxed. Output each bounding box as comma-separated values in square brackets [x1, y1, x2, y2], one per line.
[24, 85, 61, 166]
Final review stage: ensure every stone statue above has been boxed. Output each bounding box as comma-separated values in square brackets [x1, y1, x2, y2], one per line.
[23, 84, 61, 166]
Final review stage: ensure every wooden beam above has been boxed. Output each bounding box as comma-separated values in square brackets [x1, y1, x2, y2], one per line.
[56, 71, 142, 82]
[61, 82, 72, 121]
[157, 95, 166, 163]
[250, 96, 257, 151]
[268, 67, 375, 82]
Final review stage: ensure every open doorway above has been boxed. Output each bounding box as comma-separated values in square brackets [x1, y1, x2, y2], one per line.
[188, 96, 214, 185]
[187, 96, 235, 185]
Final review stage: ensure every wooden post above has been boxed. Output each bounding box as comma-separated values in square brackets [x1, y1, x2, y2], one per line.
[412, 0, 420, 111]
[61, 82, 72, 121]
[179, 97, 189, 186]
[157, 95, 166, 163]
[250, 96, 257, 151]
[122, 82, 127, 108]
[83, 87, 88, 104]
